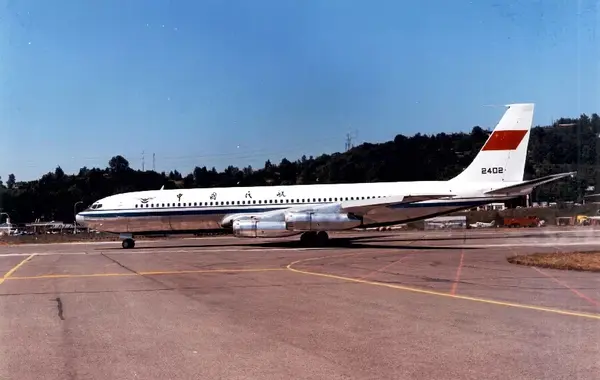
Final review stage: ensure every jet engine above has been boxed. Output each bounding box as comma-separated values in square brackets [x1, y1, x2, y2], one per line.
[284, 212, 362, 231]
[232, 220, 300, 238]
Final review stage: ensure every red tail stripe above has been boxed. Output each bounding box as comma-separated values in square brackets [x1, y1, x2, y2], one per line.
[481, 130, 528, 151]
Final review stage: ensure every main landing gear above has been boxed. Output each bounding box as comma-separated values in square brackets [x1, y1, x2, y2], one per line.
[299, 231, 329, 247]
[120, 234, 135, 249]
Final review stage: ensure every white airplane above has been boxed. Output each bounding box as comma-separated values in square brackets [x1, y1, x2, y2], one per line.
[469, 220, 496, 228]
[76, 103, 574, 249]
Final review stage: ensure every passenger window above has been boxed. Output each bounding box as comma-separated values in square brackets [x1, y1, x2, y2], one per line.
[135, 204, 138, 208]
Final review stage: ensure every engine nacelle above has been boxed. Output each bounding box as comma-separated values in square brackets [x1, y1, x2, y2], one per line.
[232, 220, 299, 238]
[284, 212, 362, 231]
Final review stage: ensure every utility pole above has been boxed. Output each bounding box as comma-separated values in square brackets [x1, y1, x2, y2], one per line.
[345, 130, 358, 152]
[73, 201, 83, 234]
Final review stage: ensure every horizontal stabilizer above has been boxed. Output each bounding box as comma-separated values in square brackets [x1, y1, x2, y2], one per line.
[341, 194, 454, 215]
[484, 172, 576, 196]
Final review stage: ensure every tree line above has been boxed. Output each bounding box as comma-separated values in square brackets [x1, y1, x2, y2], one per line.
[0, 113, 598, 223]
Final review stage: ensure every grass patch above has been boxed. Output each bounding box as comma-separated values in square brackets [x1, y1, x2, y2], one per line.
[507, 252, 600, 272]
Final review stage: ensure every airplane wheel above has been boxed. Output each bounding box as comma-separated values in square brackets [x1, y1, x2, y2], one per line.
[316, 231, 329, 246]
[300, 231, 316, 246]
[122, 238, 135, 249]
[300, 231, 328, 247]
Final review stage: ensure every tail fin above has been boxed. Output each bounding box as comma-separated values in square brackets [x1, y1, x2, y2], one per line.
[450, 103, 534, 183]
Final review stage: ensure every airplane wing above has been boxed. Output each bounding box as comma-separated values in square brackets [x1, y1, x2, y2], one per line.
[339, 194, 454, 215]
[483, 172, 576, 196]
[223, 193, 454, 225]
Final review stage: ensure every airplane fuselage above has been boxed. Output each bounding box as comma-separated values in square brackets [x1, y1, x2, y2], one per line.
[76, 179, 514, 235]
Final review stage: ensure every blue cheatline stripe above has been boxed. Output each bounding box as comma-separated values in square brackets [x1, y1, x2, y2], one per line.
[79, 199, 493, 219]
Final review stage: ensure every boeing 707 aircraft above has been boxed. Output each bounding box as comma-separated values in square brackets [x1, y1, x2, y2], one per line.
[76, 103, 574, 249]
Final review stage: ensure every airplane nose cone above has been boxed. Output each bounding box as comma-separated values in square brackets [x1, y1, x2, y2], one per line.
[75, 213, 85, 225]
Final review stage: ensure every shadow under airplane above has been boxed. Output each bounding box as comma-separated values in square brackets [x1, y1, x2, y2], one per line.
[100, 233, 477, 251]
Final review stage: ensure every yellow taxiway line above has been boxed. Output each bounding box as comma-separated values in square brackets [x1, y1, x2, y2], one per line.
[0, 254, 36, 285]
[7, 267, 284, 281]
[286, 259, 600, 321]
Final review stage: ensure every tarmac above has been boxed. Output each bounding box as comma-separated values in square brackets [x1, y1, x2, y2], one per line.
[0, 227, 599, 380]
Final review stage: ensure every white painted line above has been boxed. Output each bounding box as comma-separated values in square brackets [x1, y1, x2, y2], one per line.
[463, 241, 600, 248]
[0, 236, 234, 247]
[0, 252, 89, 257]
[0, 246, 328, 257]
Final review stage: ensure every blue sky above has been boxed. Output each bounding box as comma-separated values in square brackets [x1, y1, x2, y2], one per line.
[1, 0, 599, 181]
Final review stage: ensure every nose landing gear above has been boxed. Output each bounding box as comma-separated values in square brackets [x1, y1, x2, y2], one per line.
[120, 233, 136, 249]
[122, 238, 135, 249]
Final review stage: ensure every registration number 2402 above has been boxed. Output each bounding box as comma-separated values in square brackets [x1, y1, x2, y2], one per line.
[481, 167, 504, 174]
